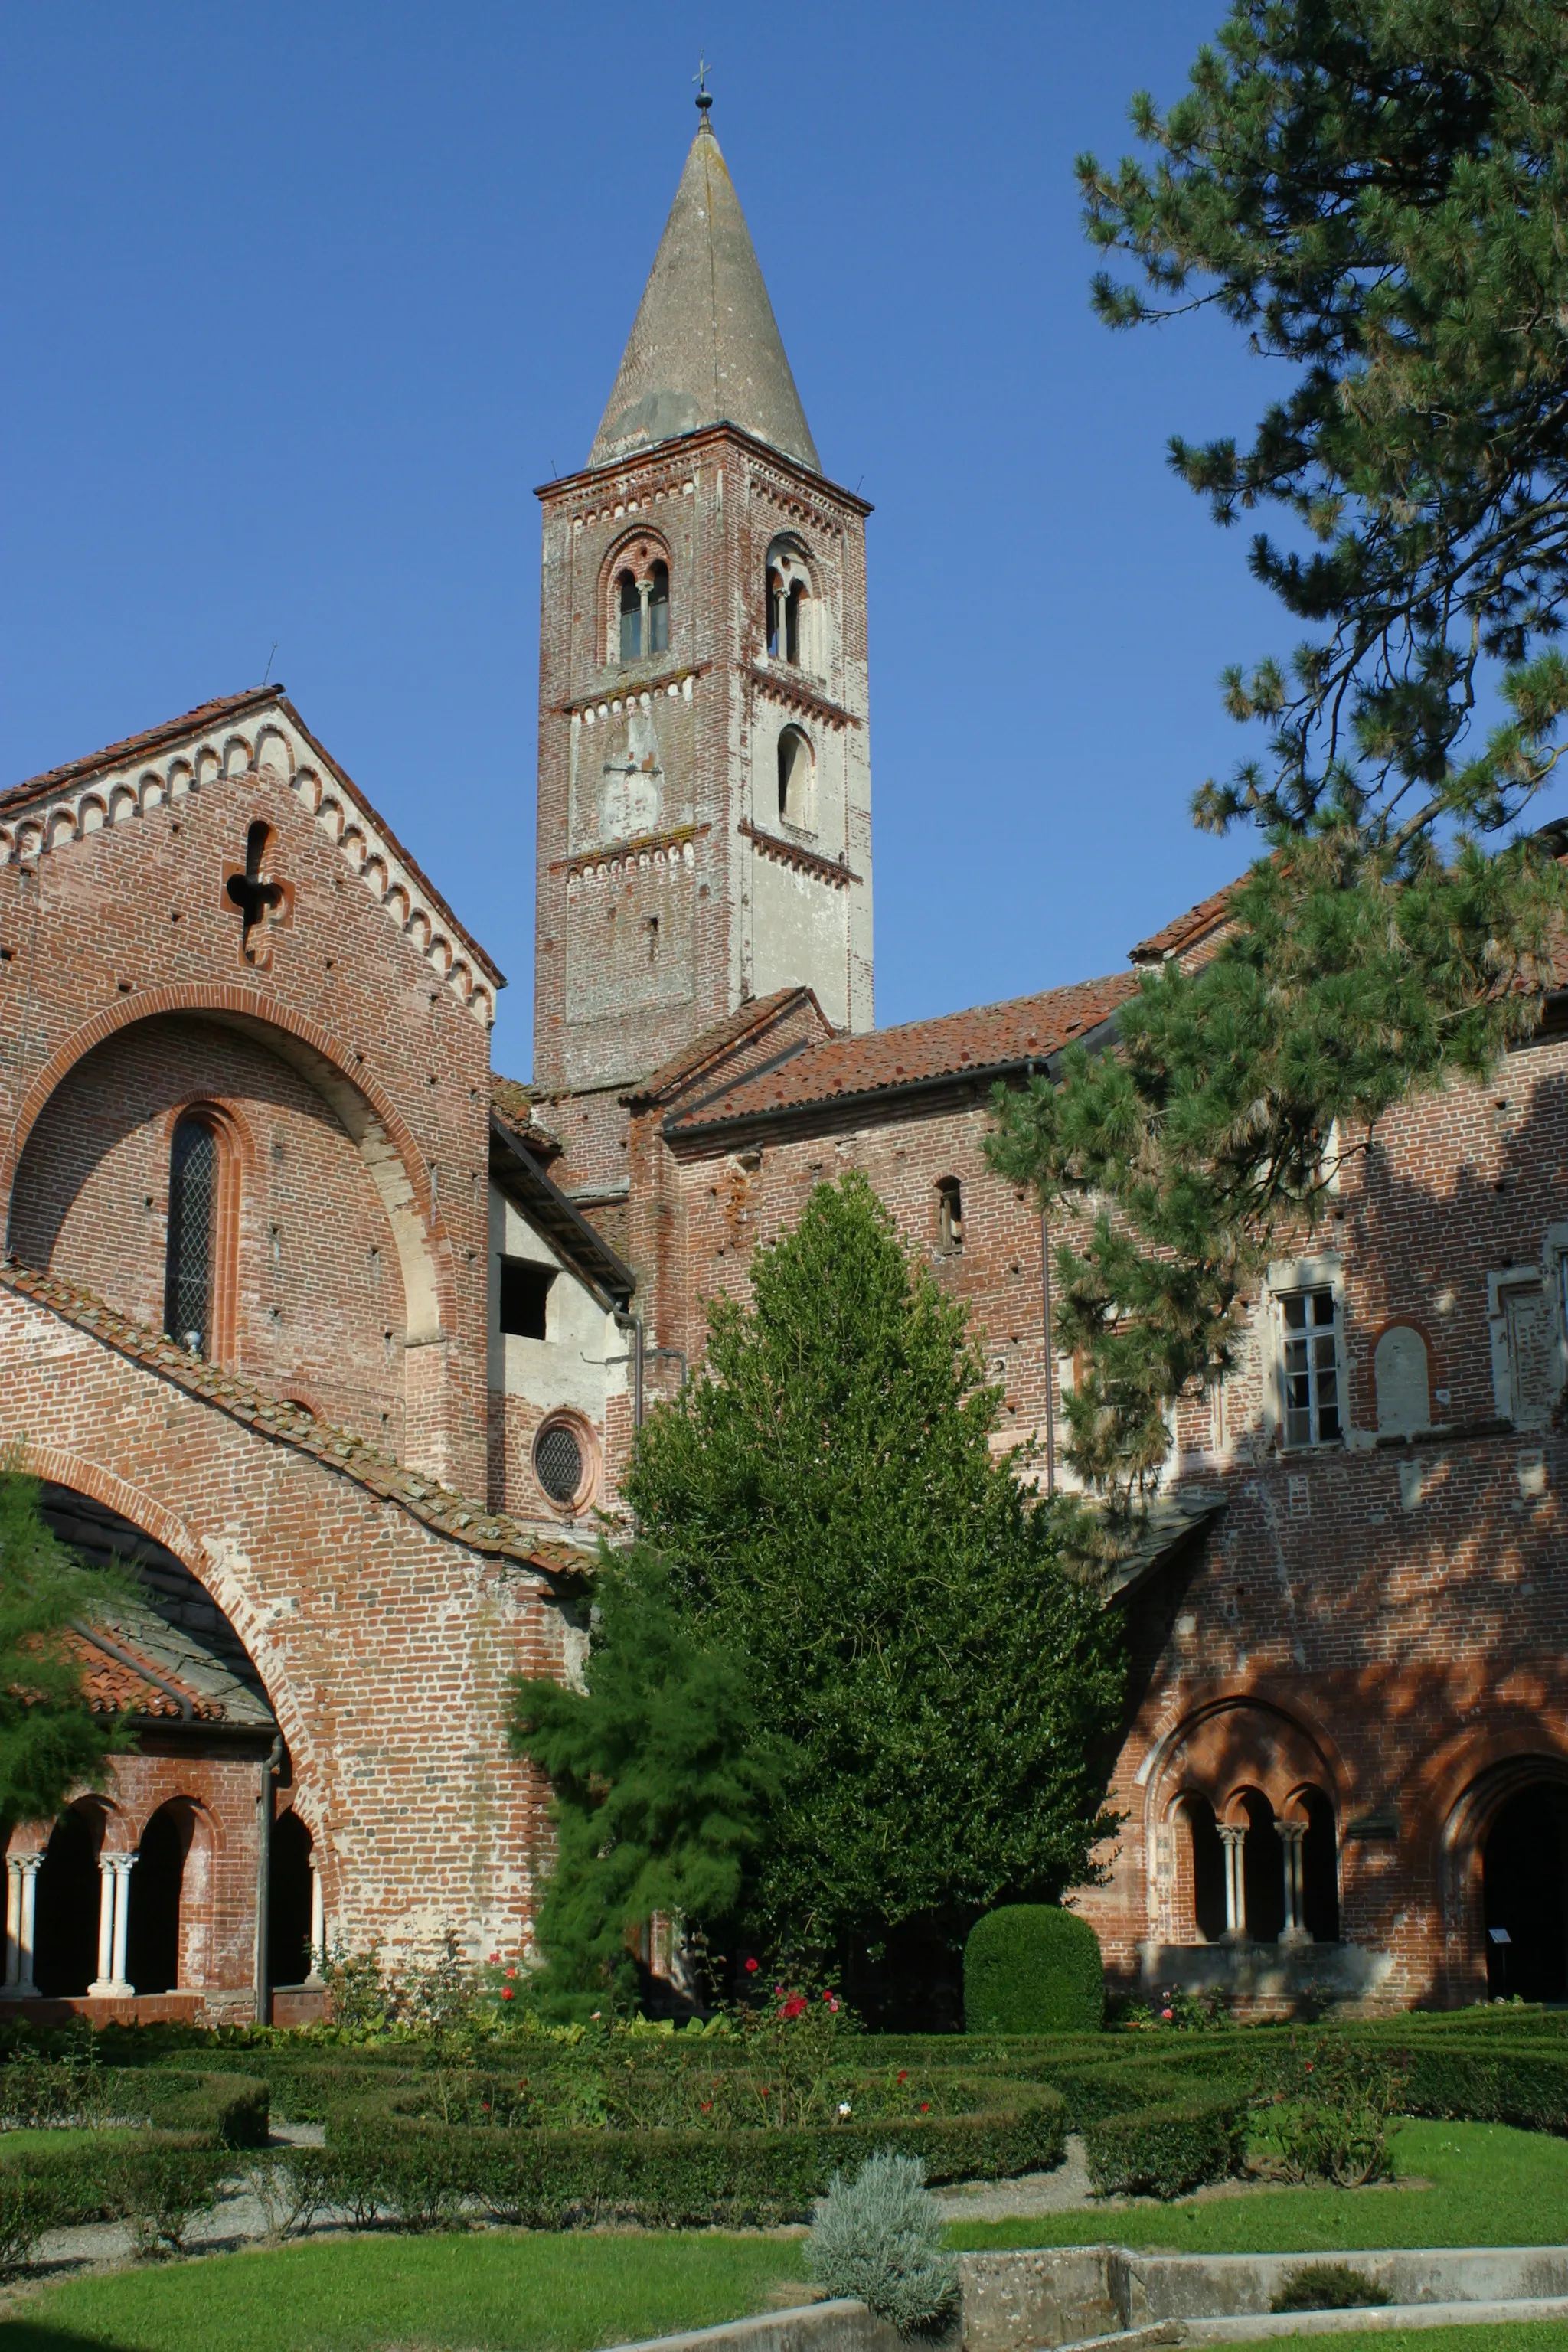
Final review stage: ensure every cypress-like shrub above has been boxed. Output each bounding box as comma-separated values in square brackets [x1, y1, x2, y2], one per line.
[965, 1906, 1103, 2035]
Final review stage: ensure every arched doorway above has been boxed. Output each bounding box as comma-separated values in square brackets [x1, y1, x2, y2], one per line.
[126, 1805, 186, 1995]
[270, 1810, 315, 1989]
[32, 1811, 100, 1997]
[1238, 1789, 1285, 1942]
[1485, 1783, 1568, 2001]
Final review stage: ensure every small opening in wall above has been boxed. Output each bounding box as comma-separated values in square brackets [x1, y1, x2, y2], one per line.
[500, 1258, 556, 1340]
[936, 1177, 963, 1254]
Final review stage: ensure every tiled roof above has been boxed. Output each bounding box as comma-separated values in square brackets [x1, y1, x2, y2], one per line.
[491, 1075, 561, 1157]
[66, 1596, 275, 1726]
[628, 988, 822, 1107]
[0, 1261, 593, 1581]
[1129, 884, 1239, 965]
[664, 972, 1138, 1132]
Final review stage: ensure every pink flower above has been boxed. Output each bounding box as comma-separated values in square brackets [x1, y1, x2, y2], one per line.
[1161, 2007, 1174, 2020]
[744, 1958, 760, 1975]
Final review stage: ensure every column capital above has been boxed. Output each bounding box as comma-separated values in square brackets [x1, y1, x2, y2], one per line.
[1276, 1818, 1308, 1844]
[1217, 1822, 1246, 1849]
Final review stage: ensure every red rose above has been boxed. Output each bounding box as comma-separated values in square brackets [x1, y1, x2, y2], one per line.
[781, 1996, 808, 2019]
[744, 1958, 760, 1975]
[897, 2070, 908, 2084]
[501, 1986, 514, 2001]
[1305, 2062, 1314, 2073]
[760, 2085, 769, 2096]
[920, 2102, 930, 2113]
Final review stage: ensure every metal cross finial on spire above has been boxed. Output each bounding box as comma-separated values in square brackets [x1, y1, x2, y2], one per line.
[694, 52, 713, 115]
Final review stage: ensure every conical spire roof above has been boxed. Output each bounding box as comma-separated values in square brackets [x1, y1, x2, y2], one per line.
[589, 120, 820, 474]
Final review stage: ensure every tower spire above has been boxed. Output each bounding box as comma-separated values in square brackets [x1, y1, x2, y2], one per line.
[694, 51, 713, 117]
[587, 118, 820, 473]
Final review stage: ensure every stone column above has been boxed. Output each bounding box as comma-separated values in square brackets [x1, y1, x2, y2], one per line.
[1277, 1821, 1310, 1945]
[109, 1855, 136, 1994]
[305, 1854, 325, 1988]
[11, 1855, 43, 1997]
[89, 1856, 134, 1998]
[1219, 1824, 1248, 1942]
[4, 1857, 21, 1989]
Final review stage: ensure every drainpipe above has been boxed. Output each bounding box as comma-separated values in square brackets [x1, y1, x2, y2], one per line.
[253, 1736, 282, 2026]
[614, 1309, 645, 1430]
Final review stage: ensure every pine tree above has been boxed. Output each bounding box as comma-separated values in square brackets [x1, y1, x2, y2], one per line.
[0, 1462, 129, 1834]
[508, 1545, 783, 2015]
[623, 1174, 1123, 2020]
[990, 0, 1568, 1502]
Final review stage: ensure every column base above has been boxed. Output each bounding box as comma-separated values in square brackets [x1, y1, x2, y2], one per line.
[3, 1984, 41, 2000]
[1278, 1927, 1315, 1951]
[87, 1978, 134, 1998]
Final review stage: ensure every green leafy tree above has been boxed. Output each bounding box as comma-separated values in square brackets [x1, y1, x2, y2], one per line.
[509, 1544, 785, 2016]
[623, 1174, 1123, 2019]
[1, 1460, 131, 1834]
[990, 0, 1568, 1501]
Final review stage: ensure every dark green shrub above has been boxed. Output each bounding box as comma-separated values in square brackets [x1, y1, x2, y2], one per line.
[1083, 2094, 1246, 2200]
[325, 2089, 1067, 2229]
[107, 2145, 228, 2259]
[106, 2069, 270, 2148]
[0, 2167, 67, 2275]
[964, 1907, 1103, 2035]
[1272, 2264, 1390, 2313]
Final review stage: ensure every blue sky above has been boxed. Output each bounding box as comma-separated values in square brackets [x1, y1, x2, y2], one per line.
[3, 2, 1288, 1079]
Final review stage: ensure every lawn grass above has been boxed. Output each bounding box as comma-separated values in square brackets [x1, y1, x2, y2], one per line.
[1223, 2334, 1568, 2352]
[945, 2120, 1568, 2254]
[0, 2131, 142, 2163]
[0, 2227, 809, 2352]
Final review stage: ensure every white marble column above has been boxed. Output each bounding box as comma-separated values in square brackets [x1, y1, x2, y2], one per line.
[1219, 1824, 1248, 1942]
[9, 1855, 42, 1997]
[109, 1855, 136, 1994]
[305, 1854, 325, 1987]
[1277, 1821, 1309, 1944]
[89, 1855, 135, 1997]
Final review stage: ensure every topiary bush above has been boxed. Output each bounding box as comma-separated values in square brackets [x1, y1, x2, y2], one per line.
[964, 1906, 1103, 2035]
[806, 2151, 959, 2333]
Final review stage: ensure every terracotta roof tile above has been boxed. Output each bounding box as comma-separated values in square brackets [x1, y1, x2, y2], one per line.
[1129, 884, 1240, 965]
[0, 1261, 593, 1581]
[67, 1632, 217, 1721]
[665, 972, 1138, 1132]
[629, 988, 825, 1106]
[490, 1074, 560, 1157]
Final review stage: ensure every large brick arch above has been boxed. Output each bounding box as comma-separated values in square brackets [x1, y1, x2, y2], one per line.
[0, 985, 456, 1344]
[15, 1442, 319, 1793]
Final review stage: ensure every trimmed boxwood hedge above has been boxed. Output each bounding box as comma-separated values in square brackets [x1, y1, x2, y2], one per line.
[965, 1907, 1105, 2035]
[1083, 2093, 1249, 2200]
[319, 2089, 1068, 2228]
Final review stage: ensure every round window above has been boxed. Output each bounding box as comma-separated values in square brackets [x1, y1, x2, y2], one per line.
[534, 1418, 586, 1508]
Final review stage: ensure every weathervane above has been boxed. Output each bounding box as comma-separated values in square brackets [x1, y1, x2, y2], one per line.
[694, 52, 713, 115]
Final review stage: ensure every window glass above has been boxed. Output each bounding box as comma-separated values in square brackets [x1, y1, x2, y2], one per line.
[1282, 1285, 1341, 1446]
[648, 561, 669, 655]
[618, 573, 640, 662]
[164, 1119, 217, 1355]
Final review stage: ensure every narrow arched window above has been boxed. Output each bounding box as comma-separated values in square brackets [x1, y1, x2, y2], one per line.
[164, 1117, 217, 1355]
[936, 1177, 963, 1254]
[647, 560, 669, 655]
[766, 535, 812, 668]
[618, 572, 640, 663]
[777, 727, 813, 828]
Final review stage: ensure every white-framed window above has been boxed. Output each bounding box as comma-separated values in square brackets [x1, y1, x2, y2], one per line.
[1282, 1286, 1341, 1446]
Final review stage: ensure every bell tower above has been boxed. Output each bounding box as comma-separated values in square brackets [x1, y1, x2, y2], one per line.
[532, 107, 874, 1095]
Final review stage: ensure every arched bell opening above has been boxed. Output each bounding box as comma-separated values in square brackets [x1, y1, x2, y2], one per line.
[31, 1808, 102, 1998]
